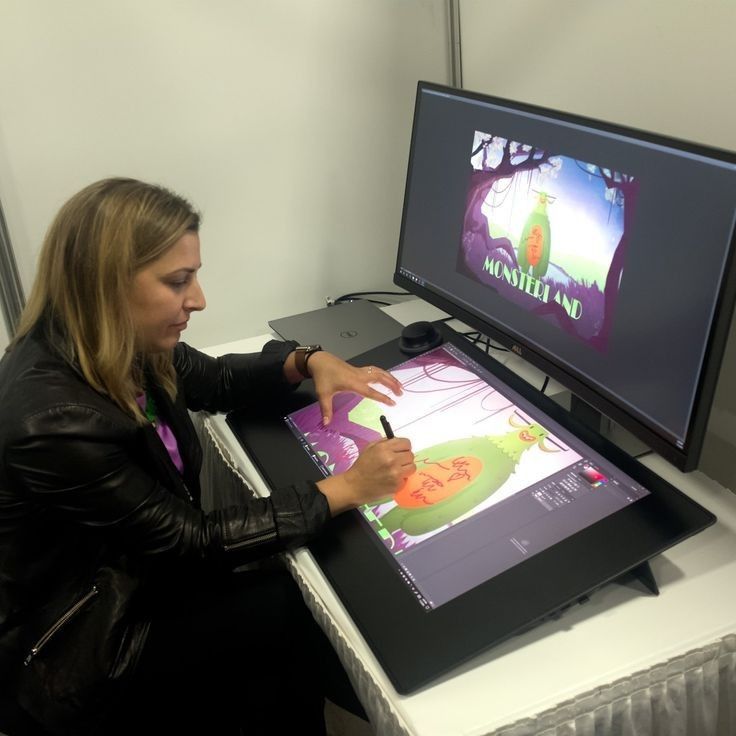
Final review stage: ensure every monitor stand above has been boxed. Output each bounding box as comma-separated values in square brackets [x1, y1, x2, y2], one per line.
[550, 391, 651, 460]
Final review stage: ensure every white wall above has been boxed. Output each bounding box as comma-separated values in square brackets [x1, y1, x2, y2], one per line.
[458, 0, 736, 486]
[0, 0, 450, 348]
[459, 0, 735, 150]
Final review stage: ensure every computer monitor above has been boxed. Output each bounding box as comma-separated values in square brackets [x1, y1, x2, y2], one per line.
[394, 82, 736, 472]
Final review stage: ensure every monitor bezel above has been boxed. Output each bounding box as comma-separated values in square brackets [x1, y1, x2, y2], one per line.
[393, 81, 736, 472]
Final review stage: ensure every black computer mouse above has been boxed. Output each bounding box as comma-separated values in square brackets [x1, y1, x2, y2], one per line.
[398, 321, 443, 355]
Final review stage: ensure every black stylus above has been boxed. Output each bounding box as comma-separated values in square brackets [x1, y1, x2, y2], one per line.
[379, 415, 394, 439]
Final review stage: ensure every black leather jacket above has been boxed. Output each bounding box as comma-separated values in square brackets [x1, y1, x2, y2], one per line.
[0, 321, 330, 729]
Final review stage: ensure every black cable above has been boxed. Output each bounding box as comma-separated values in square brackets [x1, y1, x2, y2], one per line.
[540, 376, 550, 394]
[483, 338, 509, 352]
[460, 330, 509, 353]
[334, 290, 411, 303]
[462, 331, 485, 342]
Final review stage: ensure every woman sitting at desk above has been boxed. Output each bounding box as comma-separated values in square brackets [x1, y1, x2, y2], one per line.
[0, 177, 415, 735]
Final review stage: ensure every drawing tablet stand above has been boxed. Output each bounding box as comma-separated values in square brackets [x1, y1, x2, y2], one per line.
[618, 560, 659, 596]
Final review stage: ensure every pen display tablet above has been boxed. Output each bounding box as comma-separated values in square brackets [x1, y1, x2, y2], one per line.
[226, 324, 715, 693]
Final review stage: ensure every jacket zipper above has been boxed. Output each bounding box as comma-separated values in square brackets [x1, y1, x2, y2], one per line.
[24, 585, 99, 666]
[222, 528, 277, 552]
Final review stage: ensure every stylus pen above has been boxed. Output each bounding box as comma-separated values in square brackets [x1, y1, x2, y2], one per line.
[380, 415, 395, 439]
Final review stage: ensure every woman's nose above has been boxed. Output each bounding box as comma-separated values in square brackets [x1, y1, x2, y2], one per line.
[185, 278, 206, 312]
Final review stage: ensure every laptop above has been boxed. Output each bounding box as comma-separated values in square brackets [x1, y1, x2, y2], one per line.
[269, 300, 403, 360]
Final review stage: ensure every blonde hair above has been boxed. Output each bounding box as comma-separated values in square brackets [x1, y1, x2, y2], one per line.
[12, 177, 201, 422]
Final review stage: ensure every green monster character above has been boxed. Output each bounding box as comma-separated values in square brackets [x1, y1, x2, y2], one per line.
[377, 422, 555, 537]
[517, 191, 555, 278]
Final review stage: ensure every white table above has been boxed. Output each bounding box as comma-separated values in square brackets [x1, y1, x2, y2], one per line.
[199, 302, 736, 736]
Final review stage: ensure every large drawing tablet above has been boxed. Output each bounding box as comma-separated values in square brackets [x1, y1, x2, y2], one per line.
[226, 323, 715, 694]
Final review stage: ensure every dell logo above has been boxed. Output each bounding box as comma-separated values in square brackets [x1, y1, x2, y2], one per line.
[340, 330, 358, 339]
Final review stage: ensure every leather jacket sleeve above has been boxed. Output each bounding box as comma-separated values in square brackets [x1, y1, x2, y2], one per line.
[5, 402, 328, 571]
[168, 338, 333, 560]
[173, 339, 299, 413]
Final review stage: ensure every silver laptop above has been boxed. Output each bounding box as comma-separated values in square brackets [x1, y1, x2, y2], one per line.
[269, 300, 402, 360]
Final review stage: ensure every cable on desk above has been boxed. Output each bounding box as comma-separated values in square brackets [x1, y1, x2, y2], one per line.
[461, 330, 509, 354]
[332, 290, 411, 307]
[338, 298, 391, 306]
[540, 376, 550, 394]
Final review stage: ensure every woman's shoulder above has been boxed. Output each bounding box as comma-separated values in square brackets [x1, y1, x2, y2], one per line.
[0, 329, 134, 438]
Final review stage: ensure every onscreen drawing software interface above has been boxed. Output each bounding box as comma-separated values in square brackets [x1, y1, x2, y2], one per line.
[286, 343, 649, 610]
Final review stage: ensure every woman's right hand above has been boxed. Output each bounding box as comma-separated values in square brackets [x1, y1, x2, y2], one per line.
[316, 437, 415, 516]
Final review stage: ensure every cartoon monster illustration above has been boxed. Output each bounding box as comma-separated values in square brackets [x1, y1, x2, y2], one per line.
[376, 418, 559, 537]
[517, 191, 555, 278]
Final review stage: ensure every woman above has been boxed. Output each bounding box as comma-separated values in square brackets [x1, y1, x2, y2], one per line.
[0, 178, 415, 735]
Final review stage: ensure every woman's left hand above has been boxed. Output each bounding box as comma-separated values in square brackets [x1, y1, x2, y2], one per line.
[306, 351, 403, 426]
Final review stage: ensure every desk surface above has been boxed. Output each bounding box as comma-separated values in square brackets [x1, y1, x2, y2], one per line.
[200, 300, 736, 736]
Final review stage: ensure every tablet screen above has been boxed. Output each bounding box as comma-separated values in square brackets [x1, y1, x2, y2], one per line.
[285, 342, 650, 610]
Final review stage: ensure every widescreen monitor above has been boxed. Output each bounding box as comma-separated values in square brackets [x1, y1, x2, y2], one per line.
[394, 82, 736, 471]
